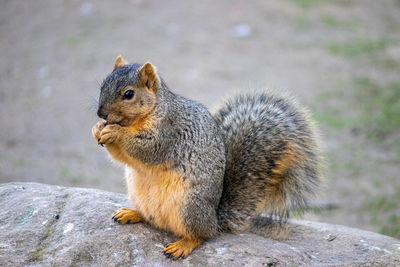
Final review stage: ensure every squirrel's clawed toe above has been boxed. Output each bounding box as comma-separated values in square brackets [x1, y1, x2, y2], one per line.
[92, 121, 106, 143]
[111, 208, 144, 225]
[162, 237, 202, 260]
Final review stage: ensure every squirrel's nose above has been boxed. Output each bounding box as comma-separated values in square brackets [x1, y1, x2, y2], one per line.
[97, 105, 108, 120]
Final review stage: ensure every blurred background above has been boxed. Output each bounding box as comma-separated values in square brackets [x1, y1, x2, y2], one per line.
[1, 0, 399, 238]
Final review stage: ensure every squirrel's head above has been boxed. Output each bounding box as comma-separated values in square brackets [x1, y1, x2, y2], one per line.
[97, 56, 160, 127]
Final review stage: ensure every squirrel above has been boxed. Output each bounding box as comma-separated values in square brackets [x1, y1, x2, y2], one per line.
[91, 56, 321, 260]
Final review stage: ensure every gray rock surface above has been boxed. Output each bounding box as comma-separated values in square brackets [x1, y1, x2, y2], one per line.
[0, 182, 399, 266]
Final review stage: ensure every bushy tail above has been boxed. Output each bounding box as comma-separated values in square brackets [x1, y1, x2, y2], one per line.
[213, 91, 321, 233]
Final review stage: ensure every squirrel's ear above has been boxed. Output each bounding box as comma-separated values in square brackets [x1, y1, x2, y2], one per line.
[114, 55, 127, 70]
[139, 62, 160, 92]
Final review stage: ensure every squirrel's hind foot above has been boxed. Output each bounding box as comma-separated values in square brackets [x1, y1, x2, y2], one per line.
[112, 208, 143, 224]
[163, 237, 202, 260]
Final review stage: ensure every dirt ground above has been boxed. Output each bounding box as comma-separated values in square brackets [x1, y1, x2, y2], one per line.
[1, 0, 400, 238]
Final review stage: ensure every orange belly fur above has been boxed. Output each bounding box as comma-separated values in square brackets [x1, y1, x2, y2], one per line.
[103, 118, 189, 238]
[125, 163, 189, 237]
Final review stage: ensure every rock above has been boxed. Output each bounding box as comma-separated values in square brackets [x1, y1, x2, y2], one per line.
[0, 182, 399, 266]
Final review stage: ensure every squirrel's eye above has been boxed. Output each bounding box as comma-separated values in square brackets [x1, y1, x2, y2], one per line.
[123, 90, 134, 100]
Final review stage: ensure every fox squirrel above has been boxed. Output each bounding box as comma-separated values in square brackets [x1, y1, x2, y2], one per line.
[91, 56, 321, 260]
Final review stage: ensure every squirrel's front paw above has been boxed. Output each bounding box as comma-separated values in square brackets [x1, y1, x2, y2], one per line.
[98, 124, 122, 145]
[92, 121, 106, 143]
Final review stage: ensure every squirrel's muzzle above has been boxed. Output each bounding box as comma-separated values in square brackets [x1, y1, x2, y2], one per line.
[97, 105, 108, 120]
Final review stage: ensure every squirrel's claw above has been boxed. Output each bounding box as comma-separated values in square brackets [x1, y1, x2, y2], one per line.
[112, 216, 122, 224]
[97, 138, 104, 146]
[163, 237, 202, 260]
[92, 121, 106, 144]
[112, 208, 144, 224]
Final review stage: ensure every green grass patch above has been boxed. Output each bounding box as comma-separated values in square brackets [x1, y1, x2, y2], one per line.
[70, 175, 83, 185]
[314, 77, 400, 142]
[313, 110, 353, 130]
[373, 180, 382, 188]
[380, 214, 400, 238]
[364, 196, 398, 224]
[309, 204, 339, 215]
[378, 58, 400, 70]
[293, 15, 306, 26]
[291, 0, 354, 8]
[343, 160, 360, 178]
[292, 0, 325, 8]
[60, 167, 70, 177]
[60, 166, 84, 185]
[326, 39, 389, 57]
[291, 203, 339, 217]
[320, 15, 357, 28]
[315, 91, 334, 101]
[364, 195, 400, 238]
[397, 144, 400, 162]
[66, 35, 82, 47]
[354, 77, 400, 140]
[314, 91, 355, 130]
[291, 205, 339, 218]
